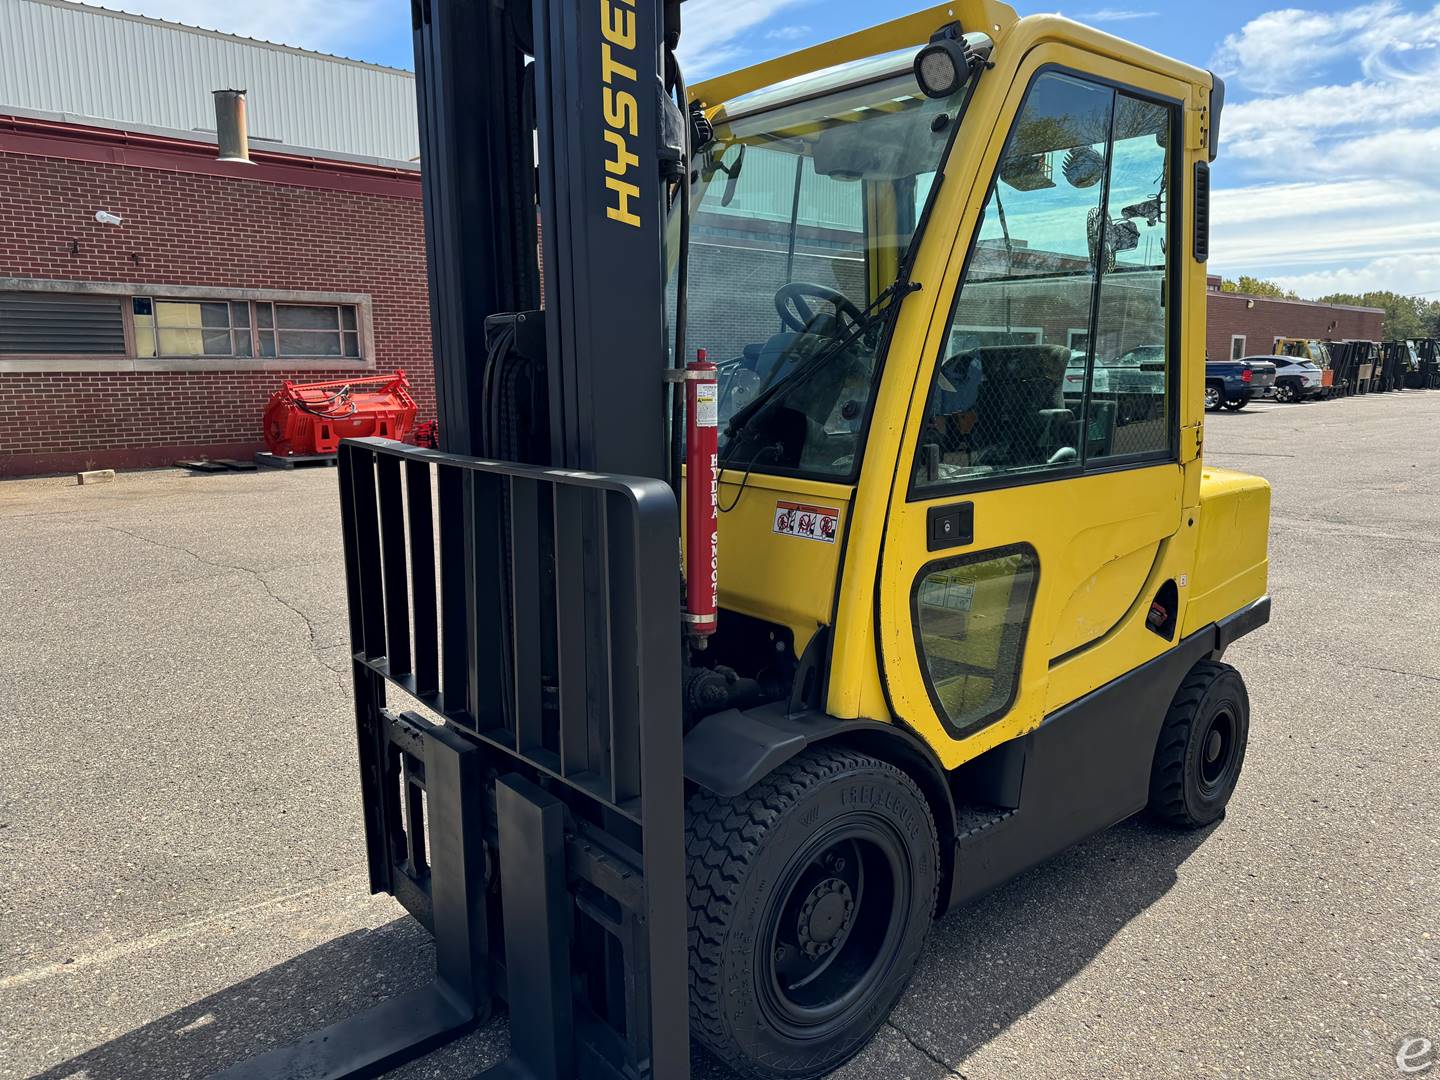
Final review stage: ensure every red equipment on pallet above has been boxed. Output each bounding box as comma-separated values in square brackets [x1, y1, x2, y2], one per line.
[262, 372, 418, 456]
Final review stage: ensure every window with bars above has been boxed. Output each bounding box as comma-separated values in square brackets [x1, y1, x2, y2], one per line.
[911, 71, 1178, 493]
[134, 298, 362, 359]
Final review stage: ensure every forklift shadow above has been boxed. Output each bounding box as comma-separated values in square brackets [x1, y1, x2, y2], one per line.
[36, 819, 1212, 1080]
[883, 816, 1216, 1071]
[28, 914, 509, 1080]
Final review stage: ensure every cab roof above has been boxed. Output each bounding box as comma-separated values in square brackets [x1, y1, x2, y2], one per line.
[691, 2, 1213, 119]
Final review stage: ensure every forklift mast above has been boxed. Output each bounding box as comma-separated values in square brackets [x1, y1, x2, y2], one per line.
[419, 0, 676, 478]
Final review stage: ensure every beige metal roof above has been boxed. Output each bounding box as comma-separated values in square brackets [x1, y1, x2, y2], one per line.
[0, 0, 419, 164]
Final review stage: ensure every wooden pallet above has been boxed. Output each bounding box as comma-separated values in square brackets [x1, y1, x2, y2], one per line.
[254, 452, 339, 470]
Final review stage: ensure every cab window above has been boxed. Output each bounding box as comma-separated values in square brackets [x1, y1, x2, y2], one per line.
[675, 65, 973, 481]
[913, 71, 1178, 492]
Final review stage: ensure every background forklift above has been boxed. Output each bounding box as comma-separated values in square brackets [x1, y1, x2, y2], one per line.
[1412, 338, 1440, 389]
[1324, 338, 1383, 396]
[1275, 337, 1339, 396]
[220, 3, 1271, 1079]
[1378, 340, 1414, 393]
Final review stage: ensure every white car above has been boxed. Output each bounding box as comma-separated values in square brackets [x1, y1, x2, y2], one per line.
[1253, 355, 1323, 402]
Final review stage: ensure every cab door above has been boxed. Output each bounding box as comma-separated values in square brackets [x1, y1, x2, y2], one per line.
[875, 50, 1199, 769]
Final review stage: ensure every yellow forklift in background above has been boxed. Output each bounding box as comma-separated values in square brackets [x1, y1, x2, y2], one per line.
[222, 4, 1272, 1079]
[1275, 337, 1339, 396]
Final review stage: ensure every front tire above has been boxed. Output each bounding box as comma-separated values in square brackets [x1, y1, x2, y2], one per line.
[1204, 384, 1222, 411]
[686, 747, 939, 1079]
[1148, 660, 1250, 829]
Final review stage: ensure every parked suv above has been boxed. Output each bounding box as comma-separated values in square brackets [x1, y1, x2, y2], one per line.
[1261, 355, 1324, 403]
[1204, 357, 1277, 411]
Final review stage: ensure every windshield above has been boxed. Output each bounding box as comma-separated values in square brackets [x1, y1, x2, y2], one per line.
[674, 65, 970, 480]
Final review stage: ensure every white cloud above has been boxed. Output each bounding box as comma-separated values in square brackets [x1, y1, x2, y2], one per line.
[75, 0, 387, 58]
[1209, 2, 1440, 295]
[1210, 176, 1440, 298]
[1271, 253, 1440, 297]
[677, 0, 811, 78]
[766, 25, 812, 41]
[1212, 2, 1440, 93]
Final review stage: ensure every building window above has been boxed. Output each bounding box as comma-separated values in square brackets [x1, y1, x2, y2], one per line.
[134, 298, 254, 358]
[134, 297, 361, 360]
[0, 279, 372, 370]
[1230, 335, 1246, 360]
[256, 302, 362, 358]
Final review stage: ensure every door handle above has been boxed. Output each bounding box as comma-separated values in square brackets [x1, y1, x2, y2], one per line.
[926, 502, 973, 551]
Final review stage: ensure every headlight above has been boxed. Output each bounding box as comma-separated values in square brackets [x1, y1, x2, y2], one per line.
[913, 26, 993, 100]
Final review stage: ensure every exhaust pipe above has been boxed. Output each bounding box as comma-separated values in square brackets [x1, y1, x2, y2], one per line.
[213, 89, 250, 163]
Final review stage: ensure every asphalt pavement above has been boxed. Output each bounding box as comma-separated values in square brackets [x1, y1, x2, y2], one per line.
[2, 390, 1437, 1079]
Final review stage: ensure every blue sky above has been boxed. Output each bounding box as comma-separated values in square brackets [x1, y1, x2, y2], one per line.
[92, 0, 1440, 297]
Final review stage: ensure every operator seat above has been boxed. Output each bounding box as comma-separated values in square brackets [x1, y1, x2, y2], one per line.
[969, 345, 1075, 468]
[748, 320, 835, 387]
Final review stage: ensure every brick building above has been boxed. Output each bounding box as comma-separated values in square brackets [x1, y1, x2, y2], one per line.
[1204, 276, 1384, 361]
[0, 0, 429, 477]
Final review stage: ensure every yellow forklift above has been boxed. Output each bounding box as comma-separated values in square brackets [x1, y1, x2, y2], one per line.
[221, 4, 1271, 1079]
[1275, 337, 1339, 396]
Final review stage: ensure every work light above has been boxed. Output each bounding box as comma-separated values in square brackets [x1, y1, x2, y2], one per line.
[914, 25, 991, 99]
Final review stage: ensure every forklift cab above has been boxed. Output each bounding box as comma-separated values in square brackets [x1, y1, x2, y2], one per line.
[686, 14, 1241, 771]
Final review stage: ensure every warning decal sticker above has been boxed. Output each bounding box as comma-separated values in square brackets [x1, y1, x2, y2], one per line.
[695, 382, 719, 427]
[773, 501, 839, 544]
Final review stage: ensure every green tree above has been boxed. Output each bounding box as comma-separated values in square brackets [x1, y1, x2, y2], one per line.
[1220, 276, 1299, 300]
[1312, 290, 1440, 340]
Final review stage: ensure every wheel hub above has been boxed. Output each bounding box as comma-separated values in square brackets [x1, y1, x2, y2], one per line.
[1205, 729, 1223, 764]
[795, 877, 855, 958]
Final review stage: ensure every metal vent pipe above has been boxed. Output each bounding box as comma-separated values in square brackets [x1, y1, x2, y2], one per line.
[213, 89, 250, 163]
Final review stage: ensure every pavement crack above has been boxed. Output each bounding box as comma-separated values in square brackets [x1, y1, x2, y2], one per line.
[884, 1019, 963, 1075]
[1365, 665, 1440, 684]
[101, 525, 349, 695]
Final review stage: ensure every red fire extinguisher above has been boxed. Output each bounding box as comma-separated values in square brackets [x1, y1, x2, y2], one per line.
[683, 349, 719, 645]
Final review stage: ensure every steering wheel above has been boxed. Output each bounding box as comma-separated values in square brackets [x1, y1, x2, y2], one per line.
[775, 282, 864, 335]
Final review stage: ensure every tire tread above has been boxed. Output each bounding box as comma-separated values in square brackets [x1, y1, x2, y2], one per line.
[1148, 659, 1242, 827]
[685, 746, 938, 1077]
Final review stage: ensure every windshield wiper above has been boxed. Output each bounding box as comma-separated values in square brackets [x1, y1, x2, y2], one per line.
[721, 278, 921, 463]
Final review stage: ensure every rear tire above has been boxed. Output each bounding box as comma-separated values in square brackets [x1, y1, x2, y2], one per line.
[1222, 398, 1248, 411]
[1275, 381, 1296, 403]
[1148, 660, 1250, 829]
[686, 747, 939, 1079]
